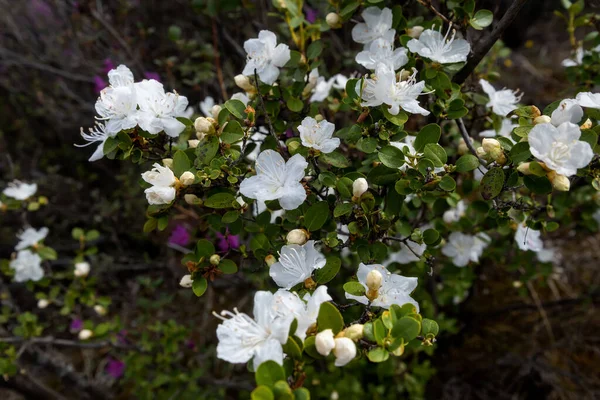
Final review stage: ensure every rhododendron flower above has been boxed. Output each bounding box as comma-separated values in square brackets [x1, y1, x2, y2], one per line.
[70, 319, 83, 332]
[387, 241, 426, 264]
[480, 118, 518, 138]
[243, 30, 290, 85]
[105, 358, 125, 379]
[76, 122, 112, 162]
[528, 122, 593, 177]
[551, 99, 583, 126]
[272, 286, 332, 341]
[359, 65, 430, 116]
[169, 225, 190, 246]
[239, 150, 308, 210]
[333, 337, 356, 367]
[355, 38, 408, 71]
[15, 227, 49, 251]
[95, 65, 139, 135]
[269, 240, 326, 289]
[351, 7, 395, 46]
[3, 181, 37, 200]
[135, 79, 188, 137]
[407, 26, 470, 64]
[479, 79, 522, 117]
[215, 291, 292, 369]
[298, 117, 339, 153]
[345, 263, 420, 310]
[10, 250, 44, 282]
[141, 163, 177, 205]
[442, 232, 489, 267]
[576, 92, 600, 109]
[216, 230, 240, 252]
[199, 96, 215, 117]
[514, 223, 543, 252]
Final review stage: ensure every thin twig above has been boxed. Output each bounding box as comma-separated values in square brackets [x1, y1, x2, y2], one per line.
[417, 0, 450, 24]
[253, 69, 278, 145]
[457, 118, 487, 165]
[211, 18, 228, 100]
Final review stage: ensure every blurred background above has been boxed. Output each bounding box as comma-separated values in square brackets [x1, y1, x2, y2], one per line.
[1, 0, 599, 399]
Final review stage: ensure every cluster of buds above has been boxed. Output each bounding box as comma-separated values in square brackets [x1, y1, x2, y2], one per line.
[476, 138, 506, 164]
[194, 116, 217, 140]
[518, 162, 571, 191]
[314, 327, 358, 366]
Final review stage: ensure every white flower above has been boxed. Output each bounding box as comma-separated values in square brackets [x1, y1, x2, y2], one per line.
[272, 286, 332, 341]
[269, 240, 326, 289]
[387, 241, 427, 264]
[356, 38, 408, 71]
[3, 181, 37, 200]
[514, 223, 543, 252]
[315, 329, 336, 356]
[240, 150, 308, 210]
[144, 186, 177, 205]
[141, 163, 178, 205]
[10, 250, 44, 282]
[536, 248, 556, 263]
[199, 96, 215, 117]
[243, 30, 290, 85]
[76, 122, 112, 162]
[95, 65, 138, 135]
[78, 329, 93, 340]
[179, 274, 193, 288]
[562, 45, 600, 67]
[333, 337, 357, 367]
[360, 65, 430, 116]
[479, 79, 522, 117]
[15, 227, 49, 251]
[332, 74, 349, 90]
[37, 299, 49, 309]
[215, 291, 292, 369]
[407, 26, 470, 64]
[443, 200, 466, 224]
[74, 262, 91, 277]
[231, 92, 250, 105]
[298, 117, 339, 153]
[551, 99, 583, 126]
[480, 118, 518, 139]
[179, 171, 195, 186]
[345, 263, 420, 310]
[351, 7, 395, 46]
[135, 79, 188, 137]
[528, 122, 593, 176]
[441, 232, 489, 267]
[108, 65, 134, 87]
[94, 305, 107, 316]
[310, 76, 335, 103]
[576, 92, 600, 109]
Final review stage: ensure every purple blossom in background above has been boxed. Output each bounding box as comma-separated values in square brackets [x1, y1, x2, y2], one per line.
[216, 230, 240, 252]
[106, 358, 125, 379]
[305, 6, 318, 23]
[144, 72, 161, 82]
[285, 128, 294, 138]
[169, 225, 191, 246]
[70, 319, 83, 332]
[117, 330, 128, 345]
[185, 339, 196, 350]
[103, 58, 115, 74]
[93, 76, 107, 93]
[30, 0, 52, 18]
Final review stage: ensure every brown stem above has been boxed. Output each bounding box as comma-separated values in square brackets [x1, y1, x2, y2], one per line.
[417, 0, 450, 24]
[211, 18, 228, 101]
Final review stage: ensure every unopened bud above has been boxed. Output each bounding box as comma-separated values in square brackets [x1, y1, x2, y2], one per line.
[162, 158, 173, 169]
[210, 254, 221, 265]
[366, 269, 383, 291]
[482, 138, 505, 163]
[188, 139, 200, 148]
[315, 329, 336, 356]
[326, 12, 342, 29]
[74, 262, 90, 278]
[547, 171, 570, 191]
[179, 171, 195, 186]
[184, 194, 202, 205]
[476, 146, 487, 158]
[211, 105, 222, 120]
[179, 274, 193, 288]
[234, 74, 255, 92]
[457, 138, 470, 155]
[194, 117, 215, 134]
[287, 141, 301, 154]
[534, 115, 551, 125]
[78, 329, 93, 340]
[517, 162, 532, 175]
[265, 254, 277, 266]
[581, 118, 592, 130]
[94, 305, 107, 316]
[314, 114, 324, 122]
[286, 229, 309, 245]
[407, 25, 424, 38]
[342, 324, 364, 341]
[352, 178, 368, 198]
[37, 299, 49, 309]
[333, 337, 356, 366]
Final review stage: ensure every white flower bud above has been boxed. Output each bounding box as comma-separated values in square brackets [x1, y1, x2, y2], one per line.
[534, 115, 552, 125]
[343, 324, 364, 341]
[476, 146, 487, 158]
[210, 254, 221, 265]
[37, 299, 49, 309]
[78, 329, 93, 340]
[211, 105, 222, 120]
[482, 138, 501, 154]
[179, 171, 195, 186]
[315, 329, 336, 356]
[330, 391, 339, 400]
[457, 138, 470, 155]
[188, 139, 200, 149]
[286, 229, 309, 245]
[366, 269, 383, 291]
[162, 158, 174, 169]
[407, 25, 424, 39]
[333, 337, 356, 366]
[194, 117, 215, 134]
[265, 255, 277, 266]
[352, 178, 368, 198]
[184, 194, 202, 205]
[234, 74, 254, 92]
[548, 171, 570, 191]
[326, 13, 342, 29]
[236, 196, 246, 208]
[179, 274, 193, 288]
[94, 305, 107, 316]
[74, 262, 90, 278]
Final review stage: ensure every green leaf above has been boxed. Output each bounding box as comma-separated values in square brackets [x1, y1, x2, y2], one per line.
[414, 124, 441, 152]
[455, 154, 480, 172]
[196, 135, 220, 165]
[421, 319, 440, 336]
[287, 97, 304, 112]
[317, 302, 344, 334]
[303, 336, 324, 359]
[250, 233, 271, 253]
[373, 319, 387, 345]
[72, 227, 84, 240]
[306, 41, 323, 59]
[221, 121, 245, 144]
[391, 316, 421, 342]
[333, 203, 353, 217]
[423, 229, 440, 245]
[378, 145, 405, 168]
[315, 256, 341, 284]
[382, 108, 409, 126]
[293, 388, 310, 400]
[470, 9, 493, 30]
[343, 281, 365, 296]
[221, 211, 239, 224]
[218, 259, 237, 274]
[173, 150, 191, 177]
[224, 99, 246, 119]
[423, 143, 447, 167]
[252, 386, 274, 400]
[255, 360, 286, 387]
[336, 177, 354, 198]
[272, 381, 293, 398]
[205, 192, 236, 209]
[439, 175, 456, 191]
[367, 347, 390, 363]
[85, 230, 100, 241]
[357, 137, 378, 153]
[37, 246, 57, 261]
[143, 218, 157, 233]
[195, 239, 215, 258]
[304, 201, 329, 231]
[509, 142, 532, 164]
[321, 151, 350, 168]
[480, 167, 505, 200]
[524, 175, 552, 194]
[192, 277, 208, 297]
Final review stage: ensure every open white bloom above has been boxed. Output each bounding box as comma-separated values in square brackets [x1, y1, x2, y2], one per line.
[76, 122, 112, 162]
[576, 92, 600, 109]
[480, 118, 518, 139]
[15, 227, 49, 251]
[240, 150, 308, 210]
[551, 99, 583, 126]
[243, 30, 290, 85]
[562, 45, 600, 67]
[514, 223, 543, 252]
[443, 200, 466, 224]
[360, 64, 430, 116]
[355, 38, 408, 71]
[480, 79, 522, 117]
[528, 122, 593, 176]
[407, 26, 470, 64]
[332, 74, 349, 90]
[315, 329, 336, 356]
[74, 262, 91, 278]
[333, 337, 357, 367]
[215, 291, 292, 369]
[351, 7, 395, 46]
[345, 263, 419, 310]
[95, 65, 138, 135]
[231, 92, 250, 105]
[298, 117, 339, 153]
[10, 250, 44, 282]
[135, 79, 188, 137]
[269, 240, 326, 289]
[141, 163, 178, 205]
[272, 286, 332, 341]
[310, 77, 335, 103]
[199, 96, 215, 117]
[3, 181, 37, 200]
[442, 232, 489, 267]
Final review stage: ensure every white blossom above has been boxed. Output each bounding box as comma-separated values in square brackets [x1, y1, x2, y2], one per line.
[199, 96, 215, 117]
[352, 178, 369, 197]
[333, 337, 357, 367]
[480, 118, 518, 139]
[3, 181, 37, 200]
[179, 274, 193, 288]
[10, 250, 44, 282]
[443, 200, 467, 224]
[332, 74, 349, 90]
[15, 227, 49, 251]
[74, 262, 90, 278]
[407, 26, 470, 64]
[351, 7, 395, 46]
[479, 79, 522, 117]
[528, 122, 593, 177]
[345, 263, 419, 310]
[76, 122, 112, 162]
[359, 64, 430, 116]
[231, 92, 250, 105]
[298, 117, 339, 153]
[310, 77, 335, 103]
[514, 223, 543, 252]
[576, 92, 600, 109]
[215, 291, 292, 369]
[243, 30, 290, 85]
[95, 65, 139, 135]
[562, 45, 600, 67]
[387, 241, 426, 264]
[135, 79, 188, 137]
[141, 163, 177, 205]
[551, 99, 583, 126]
[315, 329, 336, 356]
[269, 240, 326, 289]
[355, 38, 408, 71]
[78, 329, 93, 340]
[272, 286, 332, 341]
[441, 232, 489, 267]
[239, 150, 308, 210]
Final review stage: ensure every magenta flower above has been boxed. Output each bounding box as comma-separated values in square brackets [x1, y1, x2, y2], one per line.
[103, 58, 115, 74]
[106, 358, 125, 379]
[169, 225, 191, 246]
[93, 76, 107, 93]
[70, 319, 83, 332]
[144, 71, 161, 82]
[305, 7, 318, 24]
[216, 230, 240, 252]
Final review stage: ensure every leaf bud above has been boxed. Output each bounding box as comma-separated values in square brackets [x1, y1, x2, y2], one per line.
[234, 74, 255, 93]
[547, 171, 570, 191]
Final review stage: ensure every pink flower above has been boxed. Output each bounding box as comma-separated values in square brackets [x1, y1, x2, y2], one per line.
[216, 230, 240, 252]
[105, 358, 125, 379]
[169, 225, 191, 246]
[144, 71, 161, 82]
[103, 59, 115, 74]
[93, 76, 107, 93]
[70, 319, 83, 332]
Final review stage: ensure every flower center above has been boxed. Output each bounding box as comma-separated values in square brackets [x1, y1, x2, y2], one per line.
[549, 142, 571, 165]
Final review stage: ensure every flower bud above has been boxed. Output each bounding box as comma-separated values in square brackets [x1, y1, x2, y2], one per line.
[210, 254, 221, 265]
[352, 178, 368, 198]
[162, 158, 173, 169]
[74, 262, 90, 278]
[78, 329, 93, 340]
[211, 105, 222, 120]
[517, 162, 532, 175]
[407, 25, 424, 38]
[194, 117, 215, 134]
[534, 115, 551, 125]
[333, 337, 356, 366]
[236, 196, 246, 208]
[581, 118, 592, 130]
[315, 329, 336, 356]
[547, 171, 570, 191]
[179, 274, 193, 288]
[366, 269, 383, 291]
[234, 74, 255, 92]
[476, 146, 487, 158]
[482, 138, 506, 164]
[179, 171, 195, 186]
[94, 305, 107, 316]
[326, 13, 342, 29]
[265, 254, 277, 266]
[457, 138, 470, 155]
[184, 194, 202, 205]
[188, 139, 200, 149]
[286, 229, 309, 245]
[37, 299, 49, 309]
[342, 324, 364, 341]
